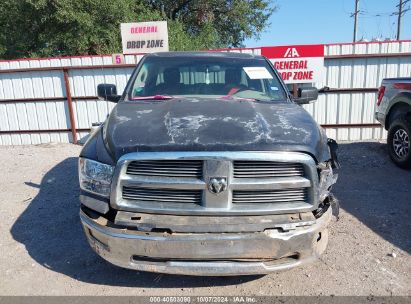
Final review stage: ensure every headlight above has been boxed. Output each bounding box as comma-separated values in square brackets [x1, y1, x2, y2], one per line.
[79, 158, 114, 197]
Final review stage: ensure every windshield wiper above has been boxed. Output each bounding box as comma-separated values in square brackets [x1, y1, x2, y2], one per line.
[220, 96, 278, 102]
[220, 95, 257, 101]
[131, 95, 174, 101]
[252, 98, 279, 102]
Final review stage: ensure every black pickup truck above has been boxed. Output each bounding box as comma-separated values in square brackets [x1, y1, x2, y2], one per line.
[78, 52, 339, 276]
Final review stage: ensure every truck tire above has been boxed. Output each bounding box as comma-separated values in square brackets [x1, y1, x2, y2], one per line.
[387, 115, 411, 169]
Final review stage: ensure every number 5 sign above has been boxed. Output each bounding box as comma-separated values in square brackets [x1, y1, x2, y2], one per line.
[112, 53, 125, 65]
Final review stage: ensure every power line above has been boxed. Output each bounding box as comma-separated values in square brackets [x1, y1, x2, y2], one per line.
[348, 0, 410, 42]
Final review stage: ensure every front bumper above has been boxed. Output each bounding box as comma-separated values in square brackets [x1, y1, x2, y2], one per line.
[80, 207, 332, 276]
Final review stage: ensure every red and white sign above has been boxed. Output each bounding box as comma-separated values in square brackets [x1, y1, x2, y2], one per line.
[121, 21, 169, 54]
[262, 44, 324, 84]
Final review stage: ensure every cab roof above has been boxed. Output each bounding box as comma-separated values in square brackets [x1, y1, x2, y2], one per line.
[146, 51, 264, 60]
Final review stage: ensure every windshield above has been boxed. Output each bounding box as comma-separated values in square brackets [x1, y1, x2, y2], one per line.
[128, 55, 287, 102]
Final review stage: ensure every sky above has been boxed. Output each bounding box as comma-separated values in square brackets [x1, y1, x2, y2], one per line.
[244, 0, 411, 47]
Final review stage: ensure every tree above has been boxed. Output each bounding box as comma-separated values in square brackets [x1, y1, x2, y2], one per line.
[148, 0, 276, 47]
[0, 0, 276, 59]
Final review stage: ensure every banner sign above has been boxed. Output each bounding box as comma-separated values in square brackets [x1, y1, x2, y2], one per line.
[262, 44, 324, 84]
[121, 21, 169, 54]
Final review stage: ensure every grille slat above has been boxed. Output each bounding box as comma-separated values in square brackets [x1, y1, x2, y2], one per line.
[127, 170, 200, 175]
[232, 189, 307, 204]
[123, 186, 202, 204]
[232, 197, 306, 202]
[127, 160, 203, 178]
[233, 195, 306, 200]
[128, 167, 200, 170]
[233, 175, 304, 178]
[234, 168, 303, 171]
[233, 195, 306, 199]
[233, 190, 305, 195]
[234, 161, 304, 178]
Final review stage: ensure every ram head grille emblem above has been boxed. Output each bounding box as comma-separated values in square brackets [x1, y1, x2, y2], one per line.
[208, 177, 228, 194]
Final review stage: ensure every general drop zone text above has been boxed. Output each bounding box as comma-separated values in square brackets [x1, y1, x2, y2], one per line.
[127, 40, 164, 49]
[279, 71, 314, 81]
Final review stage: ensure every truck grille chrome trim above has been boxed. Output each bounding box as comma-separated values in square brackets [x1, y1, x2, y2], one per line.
[233, 161, 304, 178]
[111, 151, 319, 215]
[127, 160, 203, 178]
[123, 186, 202, 204]
[232, 189, 308, 204]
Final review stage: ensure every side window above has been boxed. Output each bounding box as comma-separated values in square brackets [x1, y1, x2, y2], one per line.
[240, 70, 249, 86]
[194, 71, 206, 84]
[155, 68, 164, 85]
[180, 67, 190, 85]
[208, 71, 225, 84]
[132, 64, 149, 97]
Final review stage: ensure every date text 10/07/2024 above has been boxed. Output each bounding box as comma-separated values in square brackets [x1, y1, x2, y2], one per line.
[149, 296, 257, 303]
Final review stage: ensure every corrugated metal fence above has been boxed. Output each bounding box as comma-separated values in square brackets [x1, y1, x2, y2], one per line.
[0, 41, 411, 145]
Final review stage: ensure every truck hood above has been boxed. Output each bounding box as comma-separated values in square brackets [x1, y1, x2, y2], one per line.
[103, 98, 328, 162]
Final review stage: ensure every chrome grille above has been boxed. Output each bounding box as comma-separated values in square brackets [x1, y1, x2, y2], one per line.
[126, 160, 203, 178]
[232, 188, 307, 204]
[233, 161, 304, 178]
[123, 186, 202, 204]
[112, 152, 318, 215]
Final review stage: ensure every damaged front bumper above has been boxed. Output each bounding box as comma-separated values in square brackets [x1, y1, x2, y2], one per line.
[80, 205, 333, 276]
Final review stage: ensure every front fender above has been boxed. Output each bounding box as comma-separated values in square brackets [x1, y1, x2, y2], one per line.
[79, 127, 116, 166]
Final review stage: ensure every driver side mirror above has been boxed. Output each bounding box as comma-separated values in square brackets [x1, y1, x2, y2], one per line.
[97, 84, 121, 103]
[294, 87, 318, 105]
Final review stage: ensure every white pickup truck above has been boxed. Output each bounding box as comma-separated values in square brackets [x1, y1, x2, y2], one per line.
[375, 77, 411, 168]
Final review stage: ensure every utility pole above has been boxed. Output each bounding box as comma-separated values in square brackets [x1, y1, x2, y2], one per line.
[395, 0, 410, 40]
[397, 0, 403, 40]
[352, 0, 360, 42]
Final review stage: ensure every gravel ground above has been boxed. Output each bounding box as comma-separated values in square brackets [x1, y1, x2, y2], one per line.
[0, 141, 410, 296]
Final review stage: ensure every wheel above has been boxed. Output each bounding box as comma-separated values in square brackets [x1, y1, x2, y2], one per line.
[387, 114, 411, 169]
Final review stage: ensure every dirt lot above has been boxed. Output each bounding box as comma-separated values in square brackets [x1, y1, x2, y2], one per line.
[0, 141, 410, 296]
